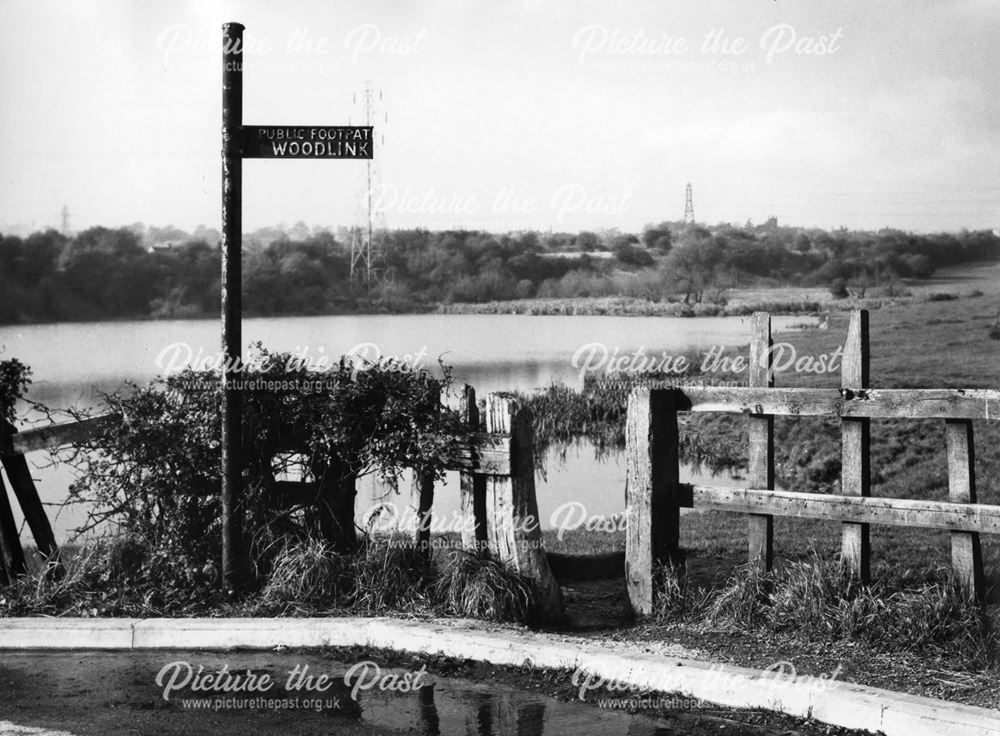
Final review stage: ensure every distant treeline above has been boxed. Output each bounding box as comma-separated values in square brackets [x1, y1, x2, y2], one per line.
[1, 221, 998, 323]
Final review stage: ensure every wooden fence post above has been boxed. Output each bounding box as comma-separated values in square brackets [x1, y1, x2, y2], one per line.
[0, 470, 26, 584]
[841, 309, 871, 581]
[748, 312, 775, 570]
[1, 418, 59, 569]
[945, 419, 984, 601]
[1, 454, 59, 564]
[484, 393, 563, 621]
[625, 387, 680, 616]
[413, 383, 441, 557]
[459, 385, 487, 552]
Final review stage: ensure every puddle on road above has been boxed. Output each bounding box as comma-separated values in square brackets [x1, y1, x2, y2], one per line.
[0, 651, 725, 736]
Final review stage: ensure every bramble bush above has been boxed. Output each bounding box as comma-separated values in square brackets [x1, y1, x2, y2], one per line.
[0, 352, 547, 622]
[63, 346, 474, 607]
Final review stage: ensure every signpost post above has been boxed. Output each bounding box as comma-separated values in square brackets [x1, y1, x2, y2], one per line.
[219, 22, 373, 595]
[220, 22, 244, 596]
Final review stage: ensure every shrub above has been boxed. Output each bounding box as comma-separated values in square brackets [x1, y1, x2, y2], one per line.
[829, 278, 849, 299]
[613, 242, 655, 268]
[63, 347, 474, 602]
[0, 358, 30, 424]
[0, 535, 189, 616]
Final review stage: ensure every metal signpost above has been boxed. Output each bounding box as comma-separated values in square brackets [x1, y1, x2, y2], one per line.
[220, 22, 373, 594]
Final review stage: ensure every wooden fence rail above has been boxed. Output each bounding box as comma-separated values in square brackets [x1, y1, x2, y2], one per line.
[677, 387, 1000, 419]
[625, 309, 994, 616]
[0, 390, 564, 620]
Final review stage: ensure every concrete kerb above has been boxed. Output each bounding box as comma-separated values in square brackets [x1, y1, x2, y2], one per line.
[0, 616, 997, 736]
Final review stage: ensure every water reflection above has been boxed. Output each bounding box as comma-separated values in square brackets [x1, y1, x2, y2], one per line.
[0, 650, 721, 736]
[357, 675, 679, 736]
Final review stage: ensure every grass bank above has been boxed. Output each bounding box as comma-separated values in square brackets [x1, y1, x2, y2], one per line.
[435, 275, 991, 317]
[0, 536, 541, 625]
[437, 294, 833, 317]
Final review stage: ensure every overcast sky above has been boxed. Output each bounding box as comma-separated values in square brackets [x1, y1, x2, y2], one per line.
[1, 0, 998, 235]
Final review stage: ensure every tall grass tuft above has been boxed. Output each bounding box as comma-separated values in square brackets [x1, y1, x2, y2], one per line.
[652, 560, 710, 620]
[255, 538, 350, 614]
[432, 549, 537, 624]
[0, 536, 150, 616]
[707, 562, 774, 627]
[861, 581, 993, 662]
[694, 555, 995, 664]
[769, 556, 862, 636]
[350, 538, 432, 614]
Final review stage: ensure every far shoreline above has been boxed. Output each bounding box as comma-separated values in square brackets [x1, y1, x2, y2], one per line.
[1, 275, 988, 327]
[0, 295, 838, 328]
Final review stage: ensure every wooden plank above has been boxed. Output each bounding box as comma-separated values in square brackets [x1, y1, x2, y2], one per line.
[625, 387, 680, 617]
[444, 434, 511, 475]
[0, 471, 26, 582]
[484, 394, 563, 622]
[273, 480, 320, 507]
[688, 485, 1000, 534]
[6, 414, 120, 456]
[680, 387, 1000, 420]
[841, 309, 871, 581]
[945, 419, 984, 601]
[459, 385, 488, 552]
[747, 312, 774, 570]
[1, 453, 59, 561]
[273, 432, 509, 475]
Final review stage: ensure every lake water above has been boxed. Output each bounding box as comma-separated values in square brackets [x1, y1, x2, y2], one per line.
[0, 313, 810, 541]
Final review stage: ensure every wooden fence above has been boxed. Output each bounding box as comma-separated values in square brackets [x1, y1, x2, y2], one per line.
[626, 309, 996, 615]
[0, 389, 564, 620]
